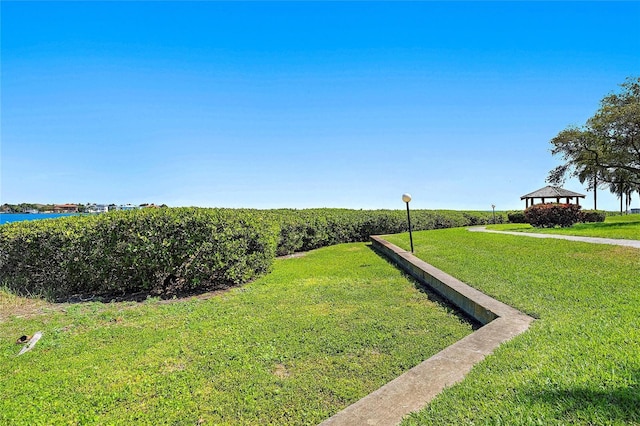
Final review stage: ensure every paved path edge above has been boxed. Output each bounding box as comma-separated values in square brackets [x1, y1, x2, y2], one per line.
[468, 226, 640, 248]
[318, 236, 534, 426]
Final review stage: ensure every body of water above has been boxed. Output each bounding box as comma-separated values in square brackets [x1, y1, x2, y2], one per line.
[0, 213, 81, 225]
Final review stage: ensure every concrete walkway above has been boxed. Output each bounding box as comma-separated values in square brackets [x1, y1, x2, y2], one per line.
[468, 226, 640, 249]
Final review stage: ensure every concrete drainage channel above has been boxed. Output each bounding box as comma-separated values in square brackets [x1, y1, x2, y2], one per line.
[319, 236, 534, 426]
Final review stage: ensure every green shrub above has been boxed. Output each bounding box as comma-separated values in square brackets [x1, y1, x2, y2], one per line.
[507, 211, 527, 223]
[465, 212, 504, 225]
[580, 210, 606, 223]
[270, 209, 503, 255]
[524, 203, 582, 228]
[0, 208, 278, 299]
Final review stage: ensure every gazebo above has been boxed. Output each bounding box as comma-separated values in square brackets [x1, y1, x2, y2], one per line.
[521, 186, 585, 208]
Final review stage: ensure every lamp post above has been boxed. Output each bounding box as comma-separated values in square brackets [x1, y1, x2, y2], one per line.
[491, 204, 496, 224]
[402, 193, 414, 253]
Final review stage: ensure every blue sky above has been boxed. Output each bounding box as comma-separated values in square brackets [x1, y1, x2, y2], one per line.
[2, 2, 639, 210]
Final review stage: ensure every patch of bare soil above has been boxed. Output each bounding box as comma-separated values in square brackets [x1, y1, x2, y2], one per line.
[57, 285, 232, 304]
[0, 293, 62, 322]
[272, 363, 291, 379]
[276, 252, 308, 260]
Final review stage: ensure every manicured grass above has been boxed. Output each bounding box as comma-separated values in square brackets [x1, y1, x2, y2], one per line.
[385, 228, 640, 424]
[607, 213, 640, 223]
[488, 213, 640, 240]
[0, 243, 472, 425]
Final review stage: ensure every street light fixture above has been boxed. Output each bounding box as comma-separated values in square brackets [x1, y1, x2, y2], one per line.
[402, 193, 414, 253]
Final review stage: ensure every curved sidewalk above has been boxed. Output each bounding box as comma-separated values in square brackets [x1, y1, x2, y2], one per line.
[468, 227, 640, 249]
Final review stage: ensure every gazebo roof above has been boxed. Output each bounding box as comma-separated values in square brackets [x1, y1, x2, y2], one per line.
[520, 186, 585, 200]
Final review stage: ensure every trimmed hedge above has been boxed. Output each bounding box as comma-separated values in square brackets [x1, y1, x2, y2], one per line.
[524, 203, 582, 228]
[1, 208, 506, 298]
[0, 208, 278, 298]
[269, 209, 505, 256]
[507, 211, 527, 223]
[580, 210, 606, 223]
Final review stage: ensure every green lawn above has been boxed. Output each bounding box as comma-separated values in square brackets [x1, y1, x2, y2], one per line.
[0, 243, 472, 425]
[488, 213, 640, 240]
[385, 228, 640, 425]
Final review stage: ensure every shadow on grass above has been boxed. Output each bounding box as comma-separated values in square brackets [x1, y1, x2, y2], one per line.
[366, 243, 481, 331]
[524, 372, 640, 423]
[53, 285, 233, 304]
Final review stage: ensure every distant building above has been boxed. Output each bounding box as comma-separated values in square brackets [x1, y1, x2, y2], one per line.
[86, 204, 109, 214]
[118, 204, 138, 211]
[54, 204, 79, 213]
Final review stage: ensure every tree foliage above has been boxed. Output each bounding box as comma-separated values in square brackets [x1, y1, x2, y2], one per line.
[547, 77, 640, 201]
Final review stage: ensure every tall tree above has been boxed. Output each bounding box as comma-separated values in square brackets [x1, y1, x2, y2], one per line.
[547, 128, 605, 209]
[548, 77, 640, 204]
[588, 77, 640, 179]
[607, 169, 634, 214]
